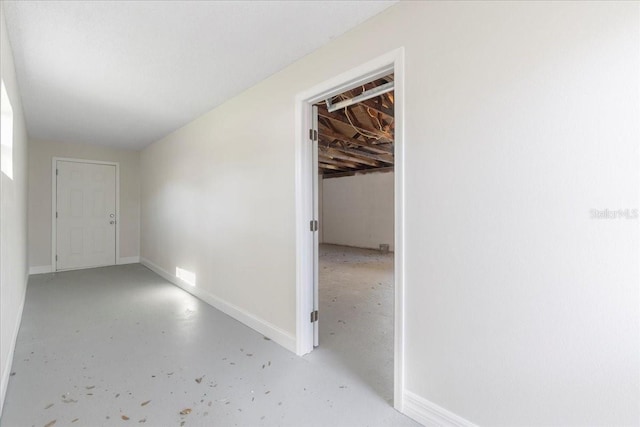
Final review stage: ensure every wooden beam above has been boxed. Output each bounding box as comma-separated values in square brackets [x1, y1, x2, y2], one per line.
[319, 139, 393, 165]
[317, 106, 393, 143]
[319, 146, 381, 168]
[318, 159, 350, 172]
[318, 155, 361, 170]
[359, 103, 382, 130]
[322, 166, 394, 179]
[385, 91, 394, 105]
[318, 163, 345, 172]
[356, 98, 394, 119]
[355, 104, 393, 137]
[342, 84, 394, 118]
[318, 124, 393, 154]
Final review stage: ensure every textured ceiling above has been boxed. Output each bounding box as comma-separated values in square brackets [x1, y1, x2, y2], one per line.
[2, 1, 395, 150]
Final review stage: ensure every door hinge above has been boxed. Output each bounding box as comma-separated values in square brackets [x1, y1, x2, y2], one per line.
[56, 211, 58, 218]
[310, 310, 318, 323]
[309, 129, 318, 141]
[56, 169, 58, 175]
[55, 255, 58, 261]
[309, 220, 318, 231]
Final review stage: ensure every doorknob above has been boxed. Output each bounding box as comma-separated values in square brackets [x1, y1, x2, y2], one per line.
[110, 220, 116, 225]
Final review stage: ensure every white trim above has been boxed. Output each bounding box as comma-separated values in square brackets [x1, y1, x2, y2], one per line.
[140, 257, 296, 353]
[294, 47, 406, 411]
[51, 157, 120, 272]
[29, 265, 52, 275]
[403, 391, 478, 427]
[0, 273, 27, 414]
[117, 256, 140, 265]
[393, 48, 406, 414]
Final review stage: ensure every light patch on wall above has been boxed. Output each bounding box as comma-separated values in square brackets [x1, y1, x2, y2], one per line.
[1, 80, 14, 180]
[176, 267, 196, 287]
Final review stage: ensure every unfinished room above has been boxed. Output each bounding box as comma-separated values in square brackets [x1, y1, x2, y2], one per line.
[1, 1, 638, 427]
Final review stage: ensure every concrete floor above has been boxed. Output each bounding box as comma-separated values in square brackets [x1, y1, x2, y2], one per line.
[316, 244, 395, 404]
[1, 246, 416, 427]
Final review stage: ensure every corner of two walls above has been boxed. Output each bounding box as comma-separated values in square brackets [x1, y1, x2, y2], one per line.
[0, 2, 29, 415]
[321, 171, 394, 251]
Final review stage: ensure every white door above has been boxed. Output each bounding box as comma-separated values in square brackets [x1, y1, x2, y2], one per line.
[56, 160, 116, 271]
[312, 105, 320, 347]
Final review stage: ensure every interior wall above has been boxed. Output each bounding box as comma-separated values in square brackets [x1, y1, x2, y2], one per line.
[140, 2, 639, 425]
[322, 172, 394, 251]
[28, 139, 140, 271]
[0, 2, 29, 414]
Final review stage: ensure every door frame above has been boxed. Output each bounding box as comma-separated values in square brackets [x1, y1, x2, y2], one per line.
[294, 47, 405, 411]
[51, 157, 120, 272]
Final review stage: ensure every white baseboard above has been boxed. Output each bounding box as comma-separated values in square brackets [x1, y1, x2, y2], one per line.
[28, 265, 52, 275]
[30, 257, 139, 274]
[140, 258, 296, 353]
[0, 273, 28, 414]
[403, 390, 478, 427]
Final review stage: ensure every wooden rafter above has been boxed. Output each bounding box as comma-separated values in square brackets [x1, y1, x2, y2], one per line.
[320, 146, 382, 168]
[318, 124, 393, 154]
[319, 141, 393, 165]
[318, 156, 361, 170]
[316, 74, 395, 177]
[319, 163, 345, 171]
[317, 106, 394, 143]
[323, 166, 394, 179]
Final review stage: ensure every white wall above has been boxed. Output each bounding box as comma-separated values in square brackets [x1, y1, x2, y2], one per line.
[322, 172, 394, 251]
[318, 173, 323, 244]
[140, 2, 639, 425]
[28, 139, 140, 271]
[0, 2, 29, 414]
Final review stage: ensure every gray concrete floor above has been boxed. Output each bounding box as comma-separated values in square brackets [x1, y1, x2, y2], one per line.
[315, 244, 395, 404]
[1, 246, 417, 427]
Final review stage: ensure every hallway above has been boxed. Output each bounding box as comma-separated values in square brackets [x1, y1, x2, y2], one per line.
[1, 264, 416, 427]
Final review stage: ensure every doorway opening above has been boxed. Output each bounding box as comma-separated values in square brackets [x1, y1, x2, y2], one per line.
[295, 48, 404, 411]
[316, 73, 396, 402]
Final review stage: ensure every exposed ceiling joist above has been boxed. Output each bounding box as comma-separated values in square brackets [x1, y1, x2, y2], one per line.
[317, 107, 394, 143]
[319, 141, 394, 165]
[319, 163, 346, 172]
[316, 74, 394, 177]
[358, 99, 393, 118]
[318, 156, 361, 170]
[320, 147, 382, 168]
[323, 166, 394, 179]
[318, 125, 393, 154]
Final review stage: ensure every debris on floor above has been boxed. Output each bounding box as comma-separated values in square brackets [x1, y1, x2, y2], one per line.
[1, 256, 414, 427]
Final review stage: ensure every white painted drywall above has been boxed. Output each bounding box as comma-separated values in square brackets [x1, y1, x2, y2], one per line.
[140, 2, 639, 425]
[28, 139, 140, 270]
[318, 174, 323, 243]
[322, 172, 394, 251]
[0, 2, 29, 414]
